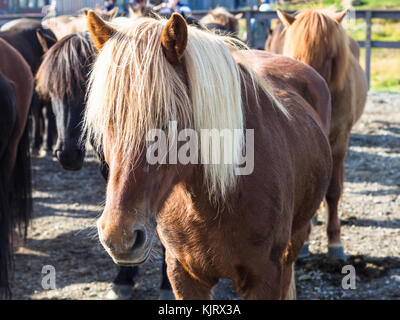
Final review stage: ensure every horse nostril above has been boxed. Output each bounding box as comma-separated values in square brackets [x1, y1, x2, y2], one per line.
[131, 229, 145, 252]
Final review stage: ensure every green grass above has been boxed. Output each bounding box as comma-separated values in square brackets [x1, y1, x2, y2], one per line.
[342, 18, 400, 42]
[359, 48, 400, 92]
[343, 13, 400, 91]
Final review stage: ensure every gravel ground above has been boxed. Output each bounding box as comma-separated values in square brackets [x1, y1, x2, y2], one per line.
[9, 92, 400, 300]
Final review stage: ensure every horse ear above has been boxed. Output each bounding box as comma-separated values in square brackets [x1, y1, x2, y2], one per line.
[87, 10, 116, 52]
[277, 8, 295, 27]
[161, 13, 188, 65]
[333, 9, 349, 23]
[36, 29, 51, 52]
[235, 13, 243, 20]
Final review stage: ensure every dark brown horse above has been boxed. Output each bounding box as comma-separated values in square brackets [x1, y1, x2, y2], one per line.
[84, 12, 332, 299]
[36, 31, 172, 299]
[0, 38, 34, 298]
[277, 8, 368, 259]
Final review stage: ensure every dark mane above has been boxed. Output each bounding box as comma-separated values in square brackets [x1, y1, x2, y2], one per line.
[36, 32, 95, 100]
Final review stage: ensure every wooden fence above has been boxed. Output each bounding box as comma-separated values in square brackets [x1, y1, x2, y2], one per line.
[1, 9, 399, 88]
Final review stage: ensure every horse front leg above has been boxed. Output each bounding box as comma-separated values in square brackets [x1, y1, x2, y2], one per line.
[106, 266, 138, 300]
[30, 93, 42, 155]
[44, 102, 57, 152]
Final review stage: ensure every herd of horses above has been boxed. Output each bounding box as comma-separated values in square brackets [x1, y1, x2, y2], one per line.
[0, 4, 367, 300]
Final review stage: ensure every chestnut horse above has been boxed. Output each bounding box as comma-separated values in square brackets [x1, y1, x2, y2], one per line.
[277, 9, 368, 259]
[264, 20, 286, 53]
[85, 12, 332, 299]
[267, 11, 360, 60]
[0, 39, 34, 298]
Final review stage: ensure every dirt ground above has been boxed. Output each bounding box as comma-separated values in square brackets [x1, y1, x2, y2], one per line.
[9, 92, 400, 300]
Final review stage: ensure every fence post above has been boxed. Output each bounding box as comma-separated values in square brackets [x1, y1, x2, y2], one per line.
[245, 11, 255, 48]
[365, 10, 372, 89]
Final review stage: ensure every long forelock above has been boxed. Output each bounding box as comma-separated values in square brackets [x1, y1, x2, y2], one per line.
[84, 17, 284, 203]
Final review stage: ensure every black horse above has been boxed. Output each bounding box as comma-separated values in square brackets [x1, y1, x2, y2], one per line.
[36, 32, 172, 299]
[0, 18, 57, 154]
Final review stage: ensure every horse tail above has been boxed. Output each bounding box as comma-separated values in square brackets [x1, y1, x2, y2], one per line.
[0, 152, 12, 299]
[10, 118, 33, 239]
[0, 118, 33, 298]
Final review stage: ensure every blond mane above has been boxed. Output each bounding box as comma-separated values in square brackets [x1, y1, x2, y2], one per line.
[283, 9, 351, 90]
[84, 17, 284, 201]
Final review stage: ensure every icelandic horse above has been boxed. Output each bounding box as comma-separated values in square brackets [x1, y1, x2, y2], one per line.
[84, 11, 332, 299]
[276, 8, 368, 258]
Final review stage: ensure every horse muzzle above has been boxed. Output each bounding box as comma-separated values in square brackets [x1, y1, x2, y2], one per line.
[97, 219, 154, 266]
[55, 148, 84, 171]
